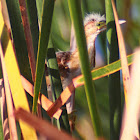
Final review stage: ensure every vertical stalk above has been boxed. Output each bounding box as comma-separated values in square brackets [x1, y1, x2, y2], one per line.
[68, 0, 103, 137]
[105, 0, 121, 139]
[6, 0, 32, 81]
[25, 0, 47, 105]
[33, 0, 55, 113]
[25, 0, 39, 61]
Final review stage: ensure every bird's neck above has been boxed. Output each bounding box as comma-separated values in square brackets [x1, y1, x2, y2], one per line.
[86, 32, 97, 48]
[86, 34, 97, 68]
[69, 33, 97, 72]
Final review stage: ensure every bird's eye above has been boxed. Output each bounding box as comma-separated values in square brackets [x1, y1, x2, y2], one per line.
[97, 23, 100, 26]
[91, 19, 95, 21]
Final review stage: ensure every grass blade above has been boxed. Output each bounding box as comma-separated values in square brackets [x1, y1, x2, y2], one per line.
[0, 3, 6, 139]
[32, 0, 55, 113]
[65, 0, 103, 137]
[35, 0, 43, 22]
[19, 0, 36, 82]
[76, 53, 133, 85]
[0, 41, 18, 140]
[120, 48, 140, 140]
[3, 38, 37, 139]
[111, 0, 131, 104]
[105, 0, 122, 138]
[0, 80, 4, 140]
[4, 36, 37, 139]
[15, 108, 76, 140]
[26, 0, 48, 101]
[25, 0, 39, 61]
[5, 0, 32, 81]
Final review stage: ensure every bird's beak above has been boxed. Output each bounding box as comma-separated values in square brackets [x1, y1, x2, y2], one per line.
[98, 19, 126, 32]
[118, 19, 126, 25]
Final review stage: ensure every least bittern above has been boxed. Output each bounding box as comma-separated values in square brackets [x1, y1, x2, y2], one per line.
[46, 13, 125, 130]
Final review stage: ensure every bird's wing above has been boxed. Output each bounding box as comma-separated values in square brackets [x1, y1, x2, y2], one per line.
[45, 51, 71, 78]
[56, 51, 71, 78]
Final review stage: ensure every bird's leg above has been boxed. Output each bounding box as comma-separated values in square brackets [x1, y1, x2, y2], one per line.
[45, 61, 77, 131]
[66, 89, 76, 132]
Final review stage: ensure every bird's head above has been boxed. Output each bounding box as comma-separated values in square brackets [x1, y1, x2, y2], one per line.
[84, 13, 106, 47]
[84, 13, 126, 48]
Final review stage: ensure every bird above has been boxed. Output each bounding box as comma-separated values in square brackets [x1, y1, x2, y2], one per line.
[45, 13, 125, 130]
[56, 14, 106, 108]
[45, 13, 106, 130]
